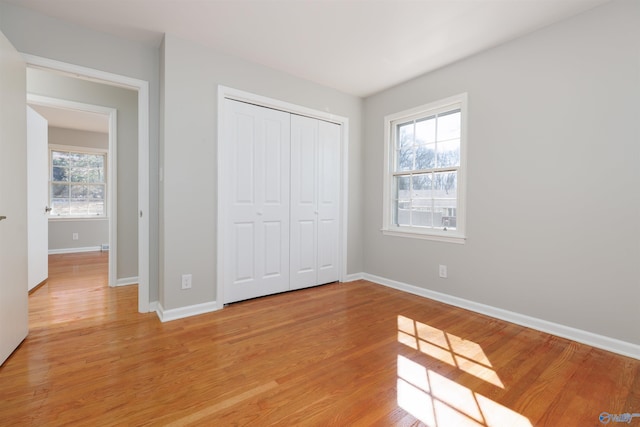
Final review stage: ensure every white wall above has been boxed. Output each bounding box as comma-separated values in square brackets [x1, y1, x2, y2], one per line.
[49, 127, 108, 150]
[161, 34, 363, 310]
[0, 1, 161, 301]
[363, 0, 640, 345]
[48, 220, 108, 253]
[47, 127, 109, 252]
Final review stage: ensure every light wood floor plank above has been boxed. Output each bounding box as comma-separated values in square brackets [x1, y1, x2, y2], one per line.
[0, 251, 638, 426]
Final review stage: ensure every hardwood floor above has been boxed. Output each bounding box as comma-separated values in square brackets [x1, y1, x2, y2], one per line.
[1, 252, 638, 426]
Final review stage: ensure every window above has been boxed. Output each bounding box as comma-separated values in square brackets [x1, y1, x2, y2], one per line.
[382, 94, 467, 243]
[49, 146, 107, 217]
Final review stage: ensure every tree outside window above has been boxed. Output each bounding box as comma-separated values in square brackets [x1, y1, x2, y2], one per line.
[50, 149, 106, 217]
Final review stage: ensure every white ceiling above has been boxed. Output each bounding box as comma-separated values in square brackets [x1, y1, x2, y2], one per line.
[9, 0, 611, 97]
[28, 104, 109, 134]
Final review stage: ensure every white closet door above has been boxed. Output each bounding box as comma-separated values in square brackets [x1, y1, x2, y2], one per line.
[290, 115, 318, 290]
[317, 120, 341, 285]
[223, 99, 291, 303]
[290, 115, 340, 290]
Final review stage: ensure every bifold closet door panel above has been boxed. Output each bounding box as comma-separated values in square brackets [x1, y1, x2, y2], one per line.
[290, 116, 341, 290]
[223, 99, 291, 303]
[290, 115, 318, 290]
[317, 120, 341, 285]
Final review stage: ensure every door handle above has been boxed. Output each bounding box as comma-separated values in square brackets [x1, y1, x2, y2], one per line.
[0, 216, 6, 221]
[45, 206, 52, 213]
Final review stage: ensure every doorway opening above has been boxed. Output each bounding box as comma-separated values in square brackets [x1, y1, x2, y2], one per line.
[24, 55, 150, 313]
[28, 95, 116, 288]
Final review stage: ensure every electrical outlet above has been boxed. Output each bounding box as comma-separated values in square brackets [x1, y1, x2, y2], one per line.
[72, 233, 79, 241]
[439, 264, 448, 279]
[181, 274, 192, 290]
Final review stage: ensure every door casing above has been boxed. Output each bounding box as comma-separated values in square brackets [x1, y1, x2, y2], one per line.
[24, 54, 151, 313]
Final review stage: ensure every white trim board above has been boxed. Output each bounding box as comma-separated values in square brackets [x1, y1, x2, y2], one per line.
[361, 273, 640, 360]
[115, 277, 138, 287]
[155, 301, 220, 323]
[24, 54, 151, 314]
[149, 301, 159, 313]
[216, 85, 350, 306]
[343, 273, 365, 282]
[49, 246, 101, 255]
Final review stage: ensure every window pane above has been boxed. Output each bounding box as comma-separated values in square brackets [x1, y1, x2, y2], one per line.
[412, 199, 432, 227]
[52, 151, 69, 166]
[434, 200, 457, 229]
[52, 166, 68, 182]
[415, 116, 436, 144]
[68, 152, 85, 166]
[437, 110, 461, 141]
[412, 173, 433, 227]
[70, 167, 88, 183]
[70, 165, 105, 183]
[411, 174, 431, 197]
[397, 148, 413, 171]
[412, 205, 433, 227]
[87, 201, 105, 216]
[397, 122, 414, 148]
[395, 200, 411, 226]
[437, 139, 460, 168]
[85, 154, 104, 168]
[415, 145, 435, 170]
[87, 185, 104, 200]
[70, 201, 89, 215]
[51, 199, 69, 216]
[396, 176, 410, 201]
[70, 184, 87, 199]
[72, 154, 88, 167]
[433, 172, 457, 199]
[52, 183, 69, 198]
[85, 168, 105, 183]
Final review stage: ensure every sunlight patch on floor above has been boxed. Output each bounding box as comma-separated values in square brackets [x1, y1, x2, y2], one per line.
[397, 316, 531, 427]
[398, 315, 503, 388]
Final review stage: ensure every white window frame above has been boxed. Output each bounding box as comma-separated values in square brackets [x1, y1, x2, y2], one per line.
[49, 143, 108, 220]
[382, 93, 468, 244]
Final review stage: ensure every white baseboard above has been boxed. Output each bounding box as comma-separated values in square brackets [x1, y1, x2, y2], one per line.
[361, 273, 640, 360]
[149, 301, 159, 313]
[114, 277, 138, 287]
[49, 246, 101, 255]
[155, 301, 220, 322]
[343, 273, 365, 282]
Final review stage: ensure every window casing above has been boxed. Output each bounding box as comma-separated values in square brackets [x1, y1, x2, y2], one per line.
[382, 94, 467, 243]
[49, 145, 107, 218]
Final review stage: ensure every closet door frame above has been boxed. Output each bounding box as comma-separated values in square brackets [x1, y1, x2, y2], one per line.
[217, 86, 350, 305]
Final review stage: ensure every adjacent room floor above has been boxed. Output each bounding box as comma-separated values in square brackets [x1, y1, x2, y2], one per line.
[1, 251, 638, 426]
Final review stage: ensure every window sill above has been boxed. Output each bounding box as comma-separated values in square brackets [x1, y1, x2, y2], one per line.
[49, 217, 108, 222]
[381, 228, 466, 244]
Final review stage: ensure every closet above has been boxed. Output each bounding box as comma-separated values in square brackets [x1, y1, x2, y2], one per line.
[222, 99, 341, 304]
